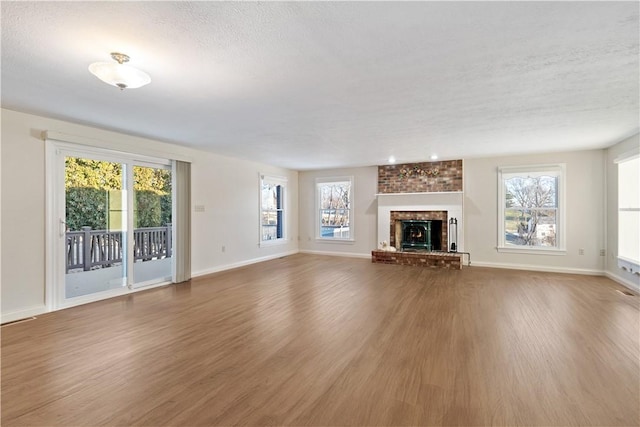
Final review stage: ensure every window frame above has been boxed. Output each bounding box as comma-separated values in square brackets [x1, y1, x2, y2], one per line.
[315, 176, 355, 243]
[46, 140, 178, 312]
[615, 149, 640, 273]
[497, 164, 566, 255]
[259, 174, 287, 247]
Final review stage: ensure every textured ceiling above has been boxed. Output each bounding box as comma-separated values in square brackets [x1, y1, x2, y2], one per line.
[1, 1, 638, 170]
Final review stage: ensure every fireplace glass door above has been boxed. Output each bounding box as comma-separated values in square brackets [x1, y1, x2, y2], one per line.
[401, 220, 432, 251]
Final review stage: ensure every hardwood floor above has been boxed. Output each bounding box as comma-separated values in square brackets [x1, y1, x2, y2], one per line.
[2, 254, 639, 426]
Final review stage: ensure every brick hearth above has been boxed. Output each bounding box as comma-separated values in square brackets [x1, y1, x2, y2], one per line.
[371, 250, 462, 269]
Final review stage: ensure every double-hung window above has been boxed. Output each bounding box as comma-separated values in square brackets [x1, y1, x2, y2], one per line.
[260, 175, 286, 244]
[498, 164, 566, 254]
[316, 177, 354, 241]
[616, 151, 640, 273]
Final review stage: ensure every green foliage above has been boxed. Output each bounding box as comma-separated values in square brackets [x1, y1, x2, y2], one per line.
[65, 187, 109, 230]
[135, 191, 172, 228]
[65, 157, 172, 231]
[133, 166, 172, 194]
[65, 158, 122, 190]
[160, 194, 172, 226]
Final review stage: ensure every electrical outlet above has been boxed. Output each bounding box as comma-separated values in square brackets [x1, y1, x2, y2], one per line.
[600, 249, 606, 256]
[579, 248, 585, 255]
[221, 245, 226, 252]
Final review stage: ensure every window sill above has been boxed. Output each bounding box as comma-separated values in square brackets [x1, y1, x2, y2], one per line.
[497, 246, 566, 255]
[618, 257, 640, 275]
[315, 238, 356, 245]
[260, 238, 288, 248]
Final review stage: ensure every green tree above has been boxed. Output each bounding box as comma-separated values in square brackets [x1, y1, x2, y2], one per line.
[65, 158, 171, 231]
[133, 166, 172, 228]
[65, 157, 122, 189]
[65, 187, 109, 231]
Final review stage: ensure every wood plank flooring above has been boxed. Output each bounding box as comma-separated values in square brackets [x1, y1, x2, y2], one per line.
[2, 254, 639, 426]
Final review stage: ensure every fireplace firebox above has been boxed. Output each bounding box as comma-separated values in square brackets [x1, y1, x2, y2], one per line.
[400, 220, 442, 251]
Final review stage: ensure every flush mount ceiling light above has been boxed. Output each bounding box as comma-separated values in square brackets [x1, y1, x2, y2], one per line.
[88, 52, 151, 90]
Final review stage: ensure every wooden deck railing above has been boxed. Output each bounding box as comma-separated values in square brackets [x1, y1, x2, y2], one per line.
[66, 224, 172, 273]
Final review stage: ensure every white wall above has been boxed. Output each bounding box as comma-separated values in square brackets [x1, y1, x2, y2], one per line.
[1, 110, 47, 321]
[299, 152, 610, 274]
[605, 134, 640, 291]
[1, 109, 298, 322]
[298, 166, 378, 257]
[190, 151, 299, 276]
[464, 149, 606, 274]
[2, 106, 630, 321]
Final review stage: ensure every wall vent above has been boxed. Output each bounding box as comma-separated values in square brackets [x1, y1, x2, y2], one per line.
[616, 289, 635, 296]
[1, 316, 37, 327]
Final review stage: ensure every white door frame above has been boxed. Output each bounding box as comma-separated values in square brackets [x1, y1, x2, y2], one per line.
[45, 141, 173, 311]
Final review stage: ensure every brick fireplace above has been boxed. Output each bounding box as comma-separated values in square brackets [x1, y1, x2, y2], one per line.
[373, 159, 464, 268]
[377, 192, 463, 247]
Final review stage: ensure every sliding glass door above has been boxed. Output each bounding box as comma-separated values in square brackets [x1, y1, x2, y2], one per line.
[64, 156, 128, 298]
[57, 146, 173, 305]
[132, 164, 172, 285]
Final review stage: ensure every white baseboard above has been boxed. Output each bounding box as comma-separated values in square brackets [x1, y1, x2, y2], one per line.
[298, 249, 371, 259]
[470, 261, 603, 276]
[604, 271, 640, 293]
[192, 250, 300, 278]
[1, 304, 48, 324]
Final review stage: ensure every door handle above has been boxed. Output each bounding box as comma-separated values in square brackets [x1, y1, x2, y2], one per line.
[59, 218, 66, 237]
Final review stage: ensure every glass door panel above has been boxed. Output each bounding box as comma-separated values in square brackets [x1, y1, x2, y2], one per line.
[64, 156, 127, 298]
[132, 165, 172, 285]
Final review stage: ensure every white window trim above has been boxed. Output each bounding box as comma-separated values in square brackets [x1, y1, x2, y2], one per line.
[613, 147, 639, 164]
[615, 148, 640, 274]
[259, 174, 288, 247]
[497, 164, 566, 255]
[43, 131, 191, 163]
[315, 176, 355, 243]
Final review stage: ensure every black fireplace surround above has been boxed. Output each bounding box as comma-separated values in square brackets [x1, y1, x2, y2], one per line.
[401, 220, 442, 251]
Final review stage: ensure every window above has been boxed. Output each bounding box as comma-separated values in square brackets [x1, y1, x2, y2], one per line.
[498, 164, 565, 254]
[316, 177, 354, 241]
[617, 152, 639, 273]
[260, 175, 286, 244]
